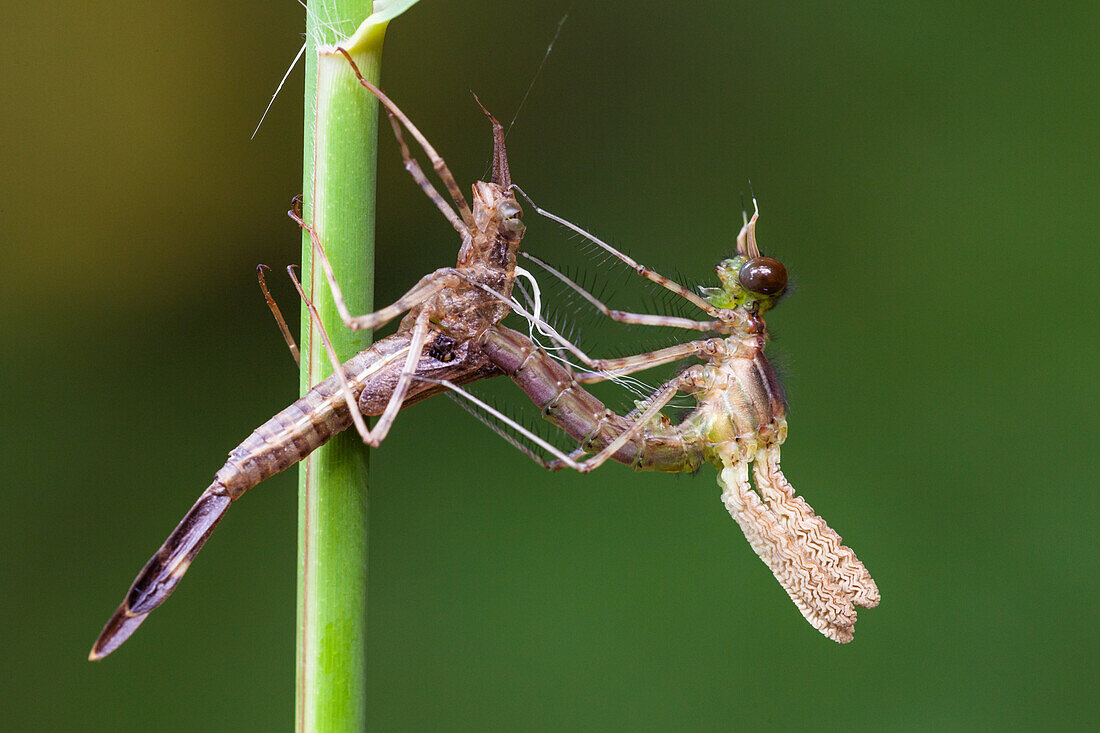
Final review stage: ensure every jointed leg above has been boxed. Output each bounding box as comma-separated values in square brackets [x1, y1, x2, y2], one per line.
[457, 271, 712, 381]
[563, 381, 680, 472]
[425, 376, 680, 473]
[338, 49, 475, 229]
[289, 267, 435, 448]
[511, 185, 721, 317]
[290, 206, 453, 331]
[419, 377, 582, 468]
[363, 308, 434, 446]
[523, 253, 722, 332]
[571, 343, 710, 384]
[256, 264, 301, 367]
[445, 391, 558, 469]
[384, 112, 470, 239]
[288, 265, 374, 444]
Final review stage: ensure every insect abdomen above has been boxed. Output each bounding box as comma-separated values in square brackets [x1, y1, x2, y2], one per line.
[483, 326, 703, 473]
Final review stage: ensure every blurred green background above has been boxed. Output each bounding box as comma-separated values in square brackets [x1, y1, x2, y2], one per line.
[2, 1, 1097, 730]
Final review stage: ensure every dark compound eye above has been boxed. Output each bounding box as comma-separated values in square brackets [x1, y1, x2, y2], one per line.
[738, 257, 788, 296]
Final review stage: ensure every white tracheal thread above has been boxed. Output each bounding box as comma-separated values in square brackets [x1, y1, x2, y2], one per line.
[514, 265, 553, 344]
[511, 266, 690, 406]
[753, 444, 880, 609]
[719, 460, 857, 643]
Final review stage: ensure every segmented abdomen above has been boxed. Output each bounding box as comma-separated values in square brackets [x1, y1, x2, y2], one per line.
[482, 326, 702, 473]
[88, 334, 418, 659]
[215, 335, 414, 497]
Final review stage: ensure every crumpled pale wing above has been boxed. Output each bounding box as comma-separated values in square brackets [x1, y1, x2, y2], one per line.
[753, 444, 880, 609]
[719, 461, 857, 643]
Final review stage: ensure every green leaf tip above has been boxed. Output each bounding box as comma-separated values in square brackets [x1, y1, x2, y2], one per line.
[325, 0, 422, 54]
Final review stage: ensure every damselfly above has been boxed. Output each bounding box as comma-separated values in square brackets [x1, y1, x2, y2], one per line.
[440, 197, 881, 642]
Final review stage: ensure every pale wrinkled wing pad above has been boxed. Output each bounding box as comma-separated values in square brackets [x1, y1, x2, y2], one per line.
[719, 455, 877, 643]
[753, 444, 880, 609]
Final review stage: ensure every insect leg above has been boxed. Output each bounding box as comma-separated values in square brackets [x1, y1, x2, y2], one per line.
[256, 264, 301, 367]
[509, 295, 711, 380]
[443, 390, 557, 469]
[571, 343, 711, 383]
[424, 373, 679, 474]
[570, 345, 710, 383]
[288, 265, 375, 445]
[383, 111, 469, 237]
[510, 185, 721, 317]
[510, 280, 708, 376]
[564, 382, 680, 472]
[523, 253, 721, 331]
[290, 205, 453, 331]
[337, 49, 475, 229]
[416, 377, 598, 471]
[292, 259, 436, 448]
[357, 308, 434, 446]
[481, 326, 706, 473]
[457, 272, 710, 379]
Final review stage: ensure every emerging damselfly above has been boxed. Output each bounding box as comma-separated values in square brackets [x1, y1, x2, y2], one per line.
[433, 197, 881, 642]
[93, 47, 878, 657]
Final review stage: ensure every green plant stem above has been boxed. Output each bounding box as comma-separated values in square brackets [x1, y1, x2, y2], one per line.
[298, 2, 380, 731]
